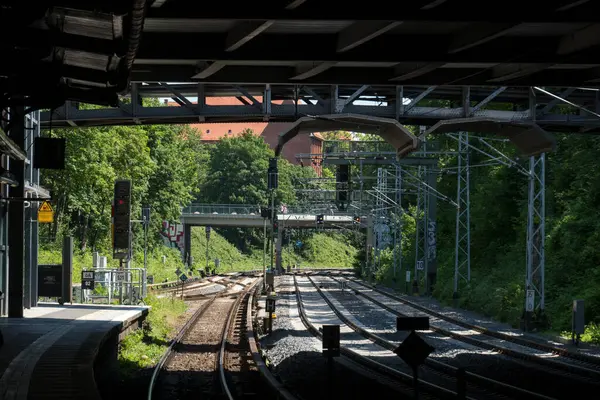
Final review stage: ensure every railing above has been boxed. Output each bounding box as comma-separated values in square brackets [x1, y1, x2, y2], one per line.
[323, 140, 396, 154]
[181, 204, 356, 217]
[182, 204, 261, 215]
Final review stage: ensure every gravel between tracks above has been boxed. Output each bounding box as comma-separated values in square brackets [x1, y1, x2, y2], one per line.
[258, 275, 414, 400]
[157, 297, 235, 400]
[363, 278, 600, 359]
[343, 277, 600, 371]
[313, 275, 600, 399]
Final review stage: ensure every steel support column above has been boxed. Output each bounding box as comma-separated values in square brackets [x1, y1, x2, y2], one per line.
[374, 167, 388, 278]
[8, 106, 25, 317]
[24, 110, 41, 309]
[426, 168, 438, 295]
[414, 164, 428, 290]
[24, 202, 31, 309]
[453, 132, 471, 298]
[392, 165, 402, 279]
[276, 223, 283, 272]
[526, 154, 546, 312]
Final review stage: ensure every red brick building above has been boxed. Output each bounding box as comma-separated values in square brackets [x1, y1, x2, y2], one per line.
[166, 98, 323, 176]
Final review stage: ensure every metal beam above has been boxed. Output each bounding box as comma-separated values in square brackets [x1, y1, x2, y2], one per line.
[8, 106, 25, 317]
[557, 23, 600, 55]
[555, 0, 590, 11]
[539, 87, 576, 114]
[448, 22, 519, 53]
[470, 87, 507, 114]
[225, 21, 274, 52]
[337, 21, 403, 52]
[191, 62, 226, 79]
[487, 64, 554, 83]
[291, 62, 337, 80]
[136, 32, 592, 65]
[390, 62, 445, 81]
[344, 85, 369, 104]
[40, 99, 600, 133]
[404, 86, 436, 112]
[146, 2, 596, 22]
[131, 63, 600, 86]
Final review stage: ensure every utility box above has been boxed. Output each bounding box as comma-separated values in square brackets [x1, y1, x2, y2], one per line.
[572, 300, 585, 335]
[266, 272, 274, 287]
[266, 297, 276, 313]
[322, 325, 341, 358]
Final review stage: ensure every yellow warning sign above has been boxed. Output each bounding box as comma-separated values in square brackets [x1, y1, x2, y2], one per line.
[38, 201, 54, 223]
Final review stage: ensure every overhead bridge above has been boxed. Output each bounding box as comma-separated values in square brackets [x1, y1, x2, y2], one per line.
[180, 204, 366, 228]
[180, 204, 371, 271]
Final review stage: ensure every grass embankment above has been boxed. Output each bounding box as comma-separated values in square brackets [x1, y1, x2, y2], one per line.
[189, 228, 357, 271]
[39, 246, 188, 284]
[39, 229, 357, 285]
[118, 295, 187, 376]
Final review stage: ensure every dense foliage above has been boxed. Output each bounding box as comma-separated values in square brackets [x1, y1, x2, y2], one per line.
[363, 133, 600, 337]
[40, 122, 354, 279]
[41, 123, 206, 252]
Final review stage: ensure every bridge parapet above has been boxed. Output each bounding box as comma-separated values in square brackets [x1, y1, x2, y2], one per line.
[180, 204, 367, 228]
[181, 204, 360, 217]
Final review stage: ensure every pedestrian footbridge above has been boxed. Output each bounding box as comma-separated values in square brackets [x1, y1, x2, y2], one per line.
[180, 204, 366, 228]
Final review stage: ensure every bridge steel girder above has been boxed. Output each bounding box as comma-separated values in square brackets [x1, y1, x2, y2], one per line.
[41, 84, 600, 133]
[180, 214, 366, 229]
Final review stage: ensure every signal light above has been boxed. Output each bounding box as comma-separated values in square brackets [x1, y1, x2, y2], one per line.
[353, 216, 361, 224]
[316, 214, 324, 224]
[113, 180, 131, 260]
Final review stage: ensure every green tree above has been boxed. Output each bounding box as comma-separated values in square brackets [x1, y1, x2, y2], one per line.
[199, 129, 309, 206]
[142, 124, 208, 242]
[41, 122, 206, 252]
[42, 125, 154, 251]
[198, 129, 318, 250]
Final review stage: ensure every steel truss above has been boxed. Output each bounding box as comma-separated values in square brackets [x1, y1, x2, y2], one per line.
[454, 132, 471, 297]
[526, 154, 546, 313]
[41, 83, 600, 133]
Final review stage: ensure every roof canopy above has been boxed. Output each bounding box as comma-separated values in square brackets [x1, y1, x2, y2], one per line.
[424, 118, 555, 157]
[275, 114, 419, 158]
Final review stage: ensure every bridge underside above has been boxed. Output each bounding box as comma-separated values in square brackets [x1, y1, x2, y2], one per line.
[7, 1, 600, 112]
[136, 1, 600, 86]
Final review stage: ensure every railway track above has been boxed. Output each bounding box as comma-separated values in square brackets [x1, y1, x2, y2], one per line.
[301, 274, 556, 400]
[292, 274, 460, 400]
[338, 276, 600, 379]
[147, 278, 295, 400]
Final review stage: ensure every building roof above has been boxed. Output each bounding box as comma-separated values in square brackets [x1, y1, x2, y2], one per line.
[166, 98, 325, 142]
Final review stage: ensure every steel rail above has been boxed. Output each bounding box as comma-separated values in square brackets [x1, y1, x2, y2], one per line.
[292, 274, 458, 400]
[245, 279, 300, 400]
[147, 293, 221, 400]
[346, 276, 600, 375]
[306, 274, 555, 400]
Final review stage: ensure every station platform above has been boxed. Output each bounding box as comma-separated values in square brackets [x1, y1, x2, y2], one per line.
[0, 303, 149, 400]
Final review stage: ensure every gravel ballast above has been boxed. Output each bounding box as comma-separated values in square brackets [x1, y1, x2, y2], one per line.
[257, 275, 415, 400]
[313, 275, 600, 399]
